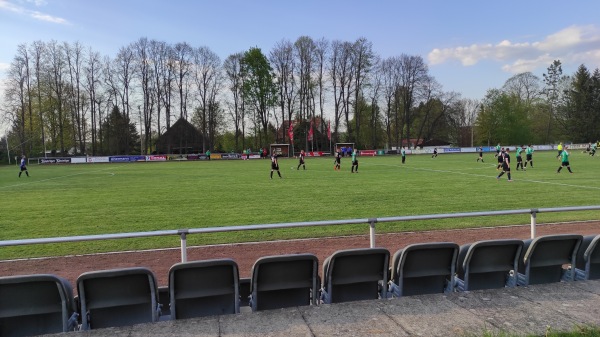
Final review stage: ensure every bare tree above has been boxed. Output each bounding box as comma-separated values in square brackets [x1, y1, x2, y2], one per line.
[64, 41, 87, 154]
[192, 46, 221, 151]
[133, 38, 153, 154]
[46, 40, 68, 154]
[114, 45, 135, 118]
[398, 54, 428, 148]
[270, 39, 296, 143]
[314, 38, 329, 148]
[352, 37, 374, 147]
[329, 40, 354, 143]
[224, 52, 246, 151]
[502, 72, 541, 105]
[4, 47, 29, 154]
[84, 48, 102, 155]
[174, 42, 193, 120]
[30, 41, 47, 155]
[380, 56, 401, 148]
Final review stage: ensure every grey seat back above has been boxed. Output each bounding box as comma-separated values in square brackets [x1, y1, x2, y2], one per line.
[574, 235, 600, 280]
[169, 259, 239, 319]
[517, 234, 582, 285]
[77, 267, 158, 330]
[250, 254, 318, 311]
[391, 242, 458, 296]
[323, 248, 389, 303]
[0, 274, 75, 337]
[457, 239, 523, 291]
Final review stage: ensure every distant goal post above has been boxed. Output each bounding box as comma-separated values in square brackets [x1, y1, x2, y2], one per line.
[335, 143, 355, 156]
[270, 144, 291, 157]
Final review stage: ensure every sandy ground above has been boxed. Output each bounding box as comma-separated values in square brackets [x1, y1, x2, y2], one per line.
[1, 221, 599, 288]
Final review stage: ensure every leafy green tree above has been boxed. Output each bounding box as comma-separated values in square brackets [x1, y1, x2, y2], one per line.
[100, 106, 139, 155]
[561, 64, 600, 142]
[476, 90, 530, 145]
[542, 60, 565, 143]
[241, 47, 278, 148]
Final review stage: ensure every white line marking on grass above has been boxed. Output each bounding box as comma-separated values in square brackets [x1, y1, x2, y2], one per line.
[371, 163, 600, 190]
[0, 166, 121, 190]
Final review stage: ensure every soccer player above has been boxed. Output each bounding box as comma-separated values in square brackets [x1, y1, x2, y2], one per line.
[495, 143, 501, 157]
[297, 150, 306, 170]
[515, 145, 525, 171]
[496, 147, 512, 182]
[477, 146, 484, 162]
[496, 147, 505, 170]
[524, 145, 534, 168]
[401, 146, 406, 164]
[431, 148, 438, 158]
[557, 146, 573, 174]
[351, 149, 359, 173]
[270, 152, 282, 179]
[18, 155, 29, 177]
[206, 149, 211, 160]
[334, 150, 341, 171]
[590, 142, 597, 157]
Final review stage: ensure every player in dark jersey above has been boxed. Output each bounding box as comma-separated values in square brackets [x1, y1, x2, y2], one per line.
[431, 148, 438, 158]
[334, 150, 341, 171]
[270, 152, 282, 179]
[297, 150, 306, 170]
[496, 148, 505, 170]
[496, 147, 512, 181]
[476, 146, 484, 162]
[19, 155, 29, 177]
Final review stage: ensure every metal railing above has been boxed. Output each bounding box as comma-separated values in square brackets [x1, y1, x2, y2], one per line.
[2, 205, 599, 262]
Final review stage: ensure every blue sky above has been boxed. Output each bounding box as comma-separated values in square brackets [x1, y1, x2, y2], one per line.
[1, 0, 600, 123]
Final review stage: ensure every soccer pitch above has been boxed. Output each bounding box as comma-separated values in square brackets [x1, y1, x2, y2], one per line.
[1, 150, 599, 259]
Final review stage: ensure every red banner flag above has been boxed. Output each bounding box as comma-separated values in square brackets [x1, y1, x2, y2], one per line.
[327, 121, 331, 141]
[308, 120, 314, 141]
[287, 122, 294, 142]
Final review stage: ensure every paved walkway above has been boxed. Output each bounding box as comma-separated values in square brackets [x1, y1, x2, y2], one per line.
[46, 280, 600, 337]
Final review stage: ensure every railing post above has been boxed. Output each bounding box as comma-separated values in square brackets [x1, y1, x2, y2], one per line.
[530, 209, 538, 239]
[179, 230, 188, 262]
[369, 218, 377, 248]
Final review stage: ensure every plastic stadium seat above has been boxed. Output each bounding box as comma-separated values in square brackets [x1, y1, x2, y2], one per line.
[77, 267, 159, 330]
[573, 234, 600, 280]
[169, 259, 239, 319]
[456, 239, 523, 291]
[389, 242, 459, 297]
[0, 274, 78, 337]
[249, 254, 318, 311]
[321, 248, 389, 304]
[516, 234, 582, 286]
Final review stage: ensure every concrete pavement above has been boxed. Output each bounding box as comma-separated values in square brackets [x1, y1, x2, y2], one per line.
[44, 280, 600, 337]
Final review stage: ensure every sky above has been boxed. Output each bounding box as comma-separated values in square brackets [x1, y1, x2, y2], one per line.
[1, 0, 600, 135]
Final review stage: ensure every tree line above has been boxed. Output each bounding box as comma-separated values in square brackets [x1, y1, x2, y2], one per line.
[1, 37, 599, 159]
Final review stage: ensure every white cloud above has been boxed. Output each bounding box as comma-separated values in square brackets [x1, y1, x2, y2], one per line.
[0, 0, 68, 24]
[428, 25, 600, 73]
[30, 10, 66, 24]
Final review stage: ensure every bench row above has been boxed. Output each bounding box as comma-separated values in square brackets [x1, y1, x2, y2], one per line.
[1, 233, 599, 336]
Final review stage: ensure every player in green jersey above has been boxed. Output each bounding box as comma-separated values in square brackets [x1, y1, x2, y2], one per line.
[351, 149, 359, 173]
[557, 146, 573, 174]
[401, 146, 406, 164]
[524, 145, 534, 168]
[515, 145, 525, 170]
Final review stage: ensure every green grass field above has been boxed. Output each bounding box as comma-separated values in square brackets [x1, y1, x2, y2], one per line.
[1, 149, 599, 259]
